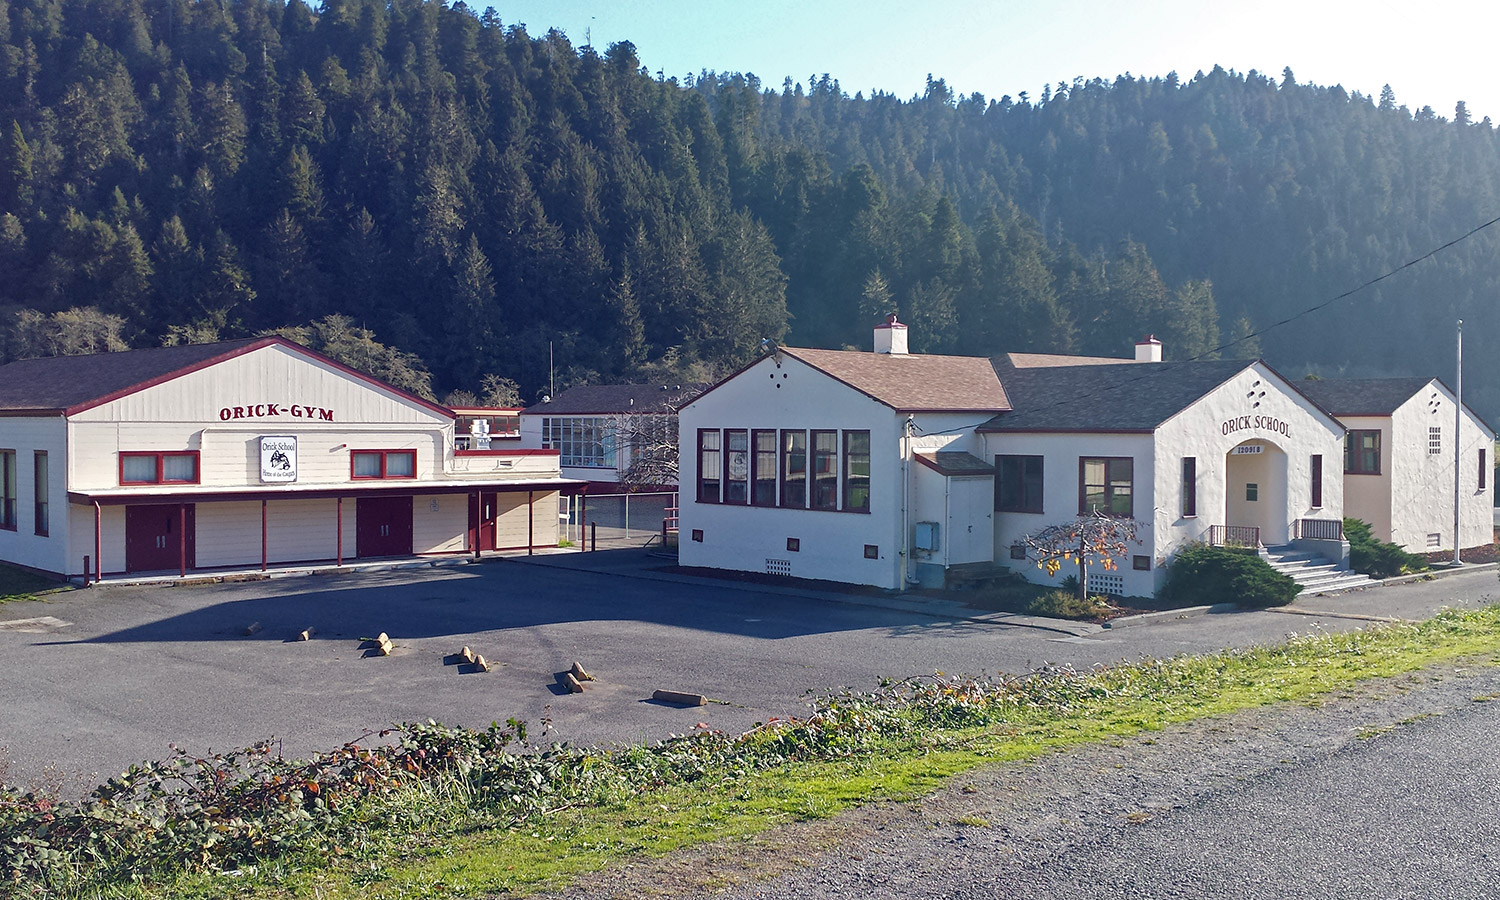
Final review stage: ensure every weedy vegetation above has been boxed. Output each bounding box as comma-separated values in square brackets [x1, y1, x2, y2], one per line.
[5, 606, 1500, 899]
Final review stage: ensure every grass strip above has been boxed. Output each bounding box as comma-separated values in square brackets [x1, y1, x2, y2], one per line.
[0, 564, 65, 603]
[12, 605, 1500, 900]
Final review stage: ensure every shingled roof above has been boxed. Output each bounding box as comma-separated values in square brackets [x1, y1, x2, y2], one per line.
[0, 338, 269, 414]
[778, 347, 1011, 413]
[915, 450, 996, 476]
[1294, 377, 1435, 417]
[978, 358, 1257, 432]
[1003, 351, 1134, 368]
[523, 383, 706, 416]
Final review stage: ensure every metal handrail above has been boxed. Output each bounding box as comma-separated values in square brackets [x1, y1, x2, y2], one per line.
[1293, 518, 1344, 541]
[1209, 524, 1261, 548]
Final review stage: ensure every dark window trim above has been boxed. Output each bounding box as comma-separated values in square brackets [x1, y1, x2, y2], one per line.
[780, 429, 807, 510]
[1311, 454, 1323, 509]
[696, 429, 721, 504]
[33, 450, 48, 537]
[1345, 429, 1381, 475]
[1482, 448, 1489, 492]
[119, 450, 202, 486]
[349, 449, 418, 480]
[752, 429, 778, 507]
[0, 449, 15, 531]
[810, 430, 838, 511]
[995, 454, 1045, 513]
[1078, 456, 1134, 518]
[721, 428, 749, 506]
[842, 430, 871, 513]
[1181, 457, 1197, 518]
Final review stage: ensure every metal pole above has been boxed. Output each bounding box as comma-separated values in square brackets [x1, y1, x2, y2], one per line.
[336, 497, 343, 566]
[261, 500, 268, 571]
[1454, 319, 1463, 566]
[94, 501, 102, 582]
[527, 490, 534, 555]
[179, 504, 187, 577]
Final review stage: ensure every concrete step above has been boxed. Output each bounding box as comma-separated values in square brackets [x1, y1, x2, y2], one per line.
[1298, 574, 1380, 594]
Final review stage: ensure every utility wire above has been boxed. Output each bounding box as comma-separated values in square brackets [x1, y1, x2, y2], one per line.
[990, 212, 1500, 424]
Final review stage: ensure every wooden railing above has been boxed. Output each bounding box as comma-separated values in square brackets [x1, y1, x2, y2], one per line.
[1208, 524, 1261, 548]
[1293, 518, 1344, 541]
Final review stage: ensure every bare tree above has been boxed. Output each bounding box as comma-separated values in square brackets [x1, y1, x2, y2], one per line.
[607, 386, 699, 490]
[1017, 511, 1142, 598]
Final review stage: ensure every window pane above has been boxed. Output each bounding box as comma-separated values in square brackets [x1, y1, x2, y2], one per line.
[163, 454, 197, 482]
[33, 452, 47, 535]
[122, 455, 158, 483]
[698, 430, 721, 502]
[1, 451, 14, 529]
[724, 430, 749, 504]
[781, 431, 807, 508]
[843, 431, 870, 512]
[353, 452, 382, 477]
[753, 431, 778, 505]
[386, 452, 415, 477]
[811, 431, 838, 510]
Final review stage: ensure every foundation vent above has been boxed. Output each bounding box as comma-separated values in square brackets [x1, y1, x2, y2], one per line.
[765, 558, 792, 576]
[1089, 573, 1125, 596]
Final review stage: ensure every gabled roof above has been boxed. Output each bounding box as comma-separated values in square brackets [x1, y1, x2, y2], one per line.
[978, 358, 1258, 432]
[523, 383, 706, 416]
[0, 336, 455, 418]
[776, 347, 1011, 413]
[1003, 351, 1134, 368]
[1294, 377, 1435, 417]
[915, 450, 996, 476]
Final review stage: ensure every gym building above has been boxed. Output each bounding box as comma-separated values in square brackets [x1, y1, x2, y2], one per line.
[0, 337, 581, 580]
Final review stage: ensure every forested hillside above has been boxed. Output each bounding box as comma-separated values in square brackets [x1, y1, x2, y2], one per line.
[2, 0, 1498, 416]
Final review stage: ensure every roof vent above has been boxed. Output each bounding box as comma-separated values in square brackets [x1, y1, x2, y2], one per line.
[874, 314, 909, 355]
[1135, 334, 1162, 363]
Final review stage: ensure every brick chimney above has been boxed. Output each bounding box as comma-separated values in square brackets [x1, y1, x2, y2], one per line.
[874, 314, 909, 355]
[1135, 334, 1163, 363]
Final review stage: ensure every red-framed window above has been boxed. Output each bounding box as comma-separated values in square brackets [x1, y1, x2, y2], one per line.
[120, 451, 200, 485]
[843, 431, 870, 512]
[1311, 454, 1323, 509]
[780, 430, 807, 509]
[33, 451, 48, 536]
[350, 449, 417, 479]
[996, 455, 1045, 513]
[1481, 448, 1488, 491]
[1181, 457, 1197, 517]
[0, 450, 15, 531]
[696, 430, 721, 503]
[811, 430, 838, 510]
[752, 430, 778, 506]
[1079, 457, 1133, 517]
[722, 429, 749, 504]
[1345, 430, 1380, 475]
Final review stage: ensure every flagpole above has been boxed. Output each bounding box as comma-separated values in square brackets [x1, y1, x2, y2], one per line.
[1453, 319, 1463, 566]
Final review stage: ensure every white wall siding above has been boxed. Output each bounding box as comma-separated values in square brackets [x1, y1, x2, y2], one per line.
[68, 503, 125, 577]
[0, 416, 70, 575]
[195, 501, 263, 568]
[1339, 414, 1393, 542]
[1386, 382, 1494, 552]
[679, 355, 909, 589]
[413, 493, 468, 554]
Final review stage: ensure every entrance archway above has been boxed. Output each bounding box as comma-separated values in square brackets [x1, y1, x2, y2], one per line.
[1225, 440, 1287, 546]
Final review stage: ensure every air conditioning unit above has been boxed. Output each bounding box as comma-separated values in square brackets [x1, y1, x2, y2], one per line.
[914, 521, 940, 552]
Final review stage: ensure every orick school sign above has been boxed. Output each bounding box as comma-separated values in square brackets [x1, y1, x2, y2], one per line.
[260, 436, 298, 483]
[220, 403, 334, 421]
[1221, 414, 1291, 438]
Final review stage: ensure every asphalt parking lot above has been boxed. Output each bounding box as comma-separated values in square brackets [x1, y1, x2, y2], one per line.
[1, 551, 1496, 793]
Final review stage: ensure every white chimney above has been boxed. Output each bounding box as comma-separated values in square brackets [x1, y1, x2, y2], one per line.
[1135, 334, 1163, 363]
[874, 314, 909, 355]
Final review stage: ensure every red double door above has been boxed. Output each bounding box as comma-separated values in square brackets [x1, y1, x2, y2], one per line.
[125, 504, 196, 573]
[356, 496, 413, 558]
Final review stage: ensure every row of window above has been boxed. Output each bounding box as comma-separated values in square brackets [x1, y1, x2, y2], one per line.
[0, 450, 47, 536]
[697, 429, 871, 513]
[540, 417, 617, 468]
[115, 449, 418, 485]
[994, 456, 1134, 517]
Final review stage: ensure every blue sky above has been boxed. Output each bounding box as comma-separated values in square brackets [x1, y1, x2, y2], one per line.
[488, 0, 1498, 121]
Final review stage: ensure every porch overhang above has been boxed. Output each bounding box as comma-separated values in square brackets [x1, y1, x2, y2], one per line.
[68, 478, 587, 506]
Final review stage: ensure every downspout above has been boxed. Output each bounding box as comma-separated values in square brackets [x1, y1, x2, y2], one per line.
[943, 472, 951, 570]
[902, 415, 919, 586]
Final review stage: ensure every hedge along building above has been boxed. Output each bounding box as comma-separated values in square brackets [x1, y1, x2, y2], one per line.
[1296, 377, 1495, 553]
[678, 319, 1352, 596]
[0, 338, 582, 580]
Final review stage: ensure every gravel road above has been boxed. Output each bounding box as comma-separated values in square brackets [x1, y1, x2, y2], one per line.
[554, 658, 1500, 900]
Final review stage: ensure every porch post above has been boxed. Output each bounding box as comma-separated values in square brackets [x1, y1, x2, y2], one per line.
[94, 501, 102, 582]
[336, 497, 343, 566]
[178, 504, 186, 578]
[470, 490, 480, 559]
[527, 490, 534, 555]
[261, 500, 268, 571]
[580, 491, 588, 551]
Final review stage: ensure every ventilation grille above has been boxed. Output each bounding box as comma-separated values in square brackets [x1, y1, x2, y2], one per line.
[765, 558, 792, 576]
[1427, 532, 1442, 549]
[1089, 573, 1125, 596]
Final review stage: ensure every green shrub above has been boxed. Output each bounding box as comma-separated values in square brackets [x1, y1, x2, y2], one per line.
[1160, 544, 1301, 608]
[1027, 589, 1111, 621]
[1344, 517, 1429, 578]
